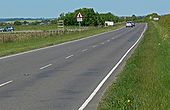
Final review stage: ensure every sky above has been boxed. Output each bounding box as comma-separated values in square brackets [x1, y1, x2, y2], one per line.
[0, 0, 170, 18]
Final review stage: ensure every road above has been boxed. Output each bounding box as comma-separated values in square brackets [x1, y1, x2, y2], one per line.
[0, 23, 147, 110]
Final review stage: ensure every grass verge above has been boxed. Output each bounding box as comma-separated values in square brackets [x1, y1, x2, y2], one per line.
[98, 21, 170, 110]
[0, 24, 123, 57]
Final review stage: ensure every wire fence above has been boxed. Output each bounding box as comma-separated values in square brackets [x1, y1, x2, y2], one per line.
[0, 28, 89, 43]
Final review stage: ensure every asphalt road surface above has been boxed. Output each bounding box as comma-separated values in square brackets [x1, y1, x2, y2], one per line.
[0, 23, 147, 110]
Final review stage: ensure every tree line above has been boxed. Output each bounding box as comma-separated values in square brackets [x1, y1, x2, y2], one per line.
[57, 8, 121, 26]
[0, 8, 147, 26]
[56, 8, 145, 26]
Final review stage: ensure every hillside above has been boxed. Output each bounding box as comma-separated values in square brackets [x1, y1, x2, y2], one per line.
[159, 14, 170, 27]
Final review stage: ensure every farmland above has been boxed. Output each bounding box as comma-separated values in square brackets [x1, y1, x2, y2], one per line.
[0, 26, 89, 43]
[14, 24, 58, 31]
[0, 23, 123, 57]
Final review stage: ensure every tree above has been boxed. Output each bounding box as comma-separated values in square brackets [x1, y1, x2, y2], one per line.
[57, 8, 120, 26]
[60, 13, 65, 18]
[144, 13, 160, 21]
[23, 21, 29, 25]
[51, 19, 58, 24]
[132, 15, 137, 21]
[14, 21, 22, 25]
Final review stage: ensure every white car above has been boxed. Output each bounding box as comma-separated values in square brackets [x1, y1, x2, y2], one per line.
[4, 26, 14, 32]
[0, 27, 4, 32]
[131, 22, 135, 27]
[126, 21, 135, 27]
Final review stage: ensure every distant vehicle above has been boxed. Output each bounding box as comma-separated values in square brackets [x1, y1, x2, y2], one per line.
[126, 21, 135, 27]
[0, 27, 4, 32]
[131, 22, 135, 27]
[4, 26, 14, 32]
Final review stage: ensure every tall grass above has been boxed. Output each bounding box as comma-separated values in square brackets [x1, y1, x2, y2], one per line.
[159, 14, 170, 41]
[98, 15, 170, 110]
[159, 14, 170, 28]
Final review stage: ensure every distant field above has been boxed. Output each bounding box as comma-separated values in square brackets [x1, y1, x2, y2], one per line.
[0, 24, 123, 57]
[98, 15, 170, 110]
[14, 25, 91, 31]
[14, 24, 58, 31]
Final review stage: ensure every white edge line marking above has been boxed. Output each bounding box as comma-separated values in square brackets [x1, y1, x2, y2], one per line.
[40, 64, 52, 70]
[0, 27, 125, 60]
[101, 42, 105, 45]
[65, 55, 74, 59]
[0, 80, 13, 87]
[82, 49, 88, 52]
[78, 23, 147, 110]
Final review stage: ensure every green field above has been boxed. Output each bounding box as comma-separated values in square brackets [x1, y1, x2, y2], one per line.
[98, 15, 170, 110]
[14, 25, 92, 31]
[14, 24, 58, 31]
[0, 24, 123, 57]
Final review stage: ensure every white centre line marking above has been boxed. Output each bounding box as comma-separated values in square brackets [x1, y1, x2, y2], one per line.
[112, 38, 115, 40]
[107, 40, 110, 42]
[78, 24, 148, 110]
[92, 45, 97, 48]
[82, 49, 88, 52]
[101, 42, 105, 45]
[65, 55, 74, 59]
[0, 80, 13, 88]
[40, 64, 52, 70]
[0, 27, 125, 61]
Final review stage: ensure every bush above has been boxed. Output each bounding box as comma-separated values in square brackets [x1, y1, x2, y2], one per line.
[14, 21, 22, 25]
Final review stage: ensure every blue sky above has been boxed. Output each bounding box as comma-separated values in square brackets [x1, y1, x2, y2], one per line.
[0, 0, 170, 18]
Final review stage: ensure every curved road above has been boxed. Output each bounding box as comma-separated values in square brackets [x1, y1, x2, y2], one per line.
[0, 23, 146, 110]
